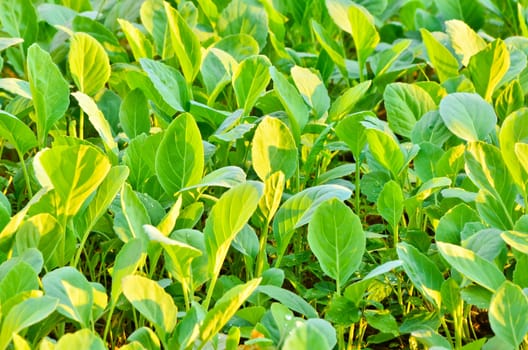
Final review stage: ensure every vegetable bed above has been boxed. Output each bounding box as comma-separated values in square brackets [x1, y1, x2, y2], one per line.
[1, 0, 528, 349]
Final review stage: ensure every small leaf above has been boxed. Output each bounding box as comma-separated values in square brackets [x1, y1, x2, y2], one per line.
[232, 55, 271, 114]
[257, 285, 318, 318]
[421, 29, 459, 82]
[118, 18, 154, 61]
[365, 129, 404, 178]
[291, 66, 330, 118]
[119, 89, 151, 139]
[308, 199, 365, 291]
[349, 4, 379, 76]
[445, 19, 486, 66]
[252, 116, 297, 181]
[27, 44, 70, 146]
[468, 39, 510, 101]
[111, 238, 146, 304]
[164, 2, 201, 83]
[489, 281, 528, 348]
[122, 275, 178, 333]
[140, 58, 189, 112]
[55, 329, 106, 350]
[0, 111, 37, 155]
[69, 32, 110, 96]
[377, 181, 404, 231]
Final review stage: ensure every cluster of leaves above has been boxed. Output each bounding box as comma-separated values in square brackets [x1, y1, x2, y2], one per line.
[1, 0, 528, 349]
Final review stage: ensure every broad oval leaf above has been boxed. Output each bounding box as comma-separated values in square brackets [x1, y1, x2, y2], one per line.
[384, 83, 436, 138]
[308, 199, 365, 291]
[33, 144, 111, 217]
[439, 92, 496, 142]
[501, 230, 528, 254]
[0, 110, 37, 155]
[365, 129, 404, 178]
[283, 320, 334, 350]
[437, 242, 505, 292]
[349, 4, 379, 77]
[27, 44, 70, 146]
[500, 109, 528, 192]
[252, 116, 297, 181]
[489, 281, 528, 348]
[69, 32, 110, 96]
[232, 55, 271, 114]
[110, 238, 146, 304]
[155, 113, 204, 195]
[217, 0, 268, 50]
[42, 267, 94, 327]
[258, 285, 318, 318]
[0, 296, 58, 350]
[122, 275, 178, 334]
[117, 18, 154, 61]
[335, 111, 370, 158]
[291, 66, 330, 118]
[200, 278, 261, 345]
[55, 329, 106, 350]
[445, 19, 486, 66]
[397, 242, 443, 308]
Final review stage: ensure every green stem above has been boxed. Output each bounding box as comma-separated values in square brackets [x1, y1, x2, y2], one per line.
[354, 161, 361, 215]
[72, 229, 90, 268]
[337, 326, 346, 350]
[17, 150, 32, 198]
[79, 109, 84, 140]
[255, 223, 269, 276]
[203, 273, 218, 310]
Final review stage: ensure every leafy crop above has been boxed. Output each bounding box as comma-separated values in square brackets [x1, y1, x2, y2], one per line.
[1, 0, 528, 349]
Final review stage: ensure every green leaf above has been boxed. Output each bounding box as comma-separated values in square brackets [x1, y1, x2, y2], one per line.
[412, 328, 452, 349]
[501, 230, 528, 254]
[255, 171, 285, 226]
[69, 32, 110, 96]
[0, 296, 57, 350]
[118, 183, 150, 243]
[348, 4, 379, 77]
[201, 48, 236, 101]
[500, 109, 528, 193]
[377, 180, 404, 231]
[465, 142, 516, 229]
[0, 0, 37, 51]
[291, 66, 330, 118]
[397, 243, 443, 308]
[439, 93, 496, 142]
[252, 116, 297, 181]
[72, 91, 119, 157]
[0, 110, 37, 155]
[200, 278, 261, 345]
[110, 238, 146, 304]
[27, 44, 70, 147]
[384, 83, 436, 138]
[42, 267, 94, 327]
[283, 320, 334, 350]
[468, 39, 510, 101]
[328, 82, 372, 123]
[119, 89, 151, 139]
[436, 0, 485, 31]
[445, 19, 486, 66]
[257, 285, 318, 318]
[269, 66, 309, 145]
[33, 144, 111, 217]
[155, 113, 204, 195]
[122, 275, 178, 333]
[489, 281, 528, 348]
[335, 112, 371, 158]
[0, 261, 38, 307]
[118, 18, 154, 61]
[495, 80, 524, 121]
[308, 199, 365, 291]
[140, 58, 189, 112]
[0, 38, 23, 52]
[164, 2, 201, 83]
[0, 78, 31, 99]
[437, 242, 505, 292]
[145, 225, 201, 291]
[273, 185, 352, 264]
[55, 329, 106, 350]
[212, 34, 260, 62]
[205, 182, 263, 279]
[420, 29, 459, 83]
[311, 20, 347, 78]
[365, 129, 404, 178]
[232, 55, 271, 114]
[217, 0, 268, 50]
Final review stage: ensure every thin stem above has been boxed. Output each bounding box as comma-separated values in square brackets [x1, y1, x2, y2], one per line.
[354, 161, 361, 215]
[17, 150, 32, 198]
[79, 109, 84, 140]
[203, 273, 218, 310]
[255, 223, 269, 276]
